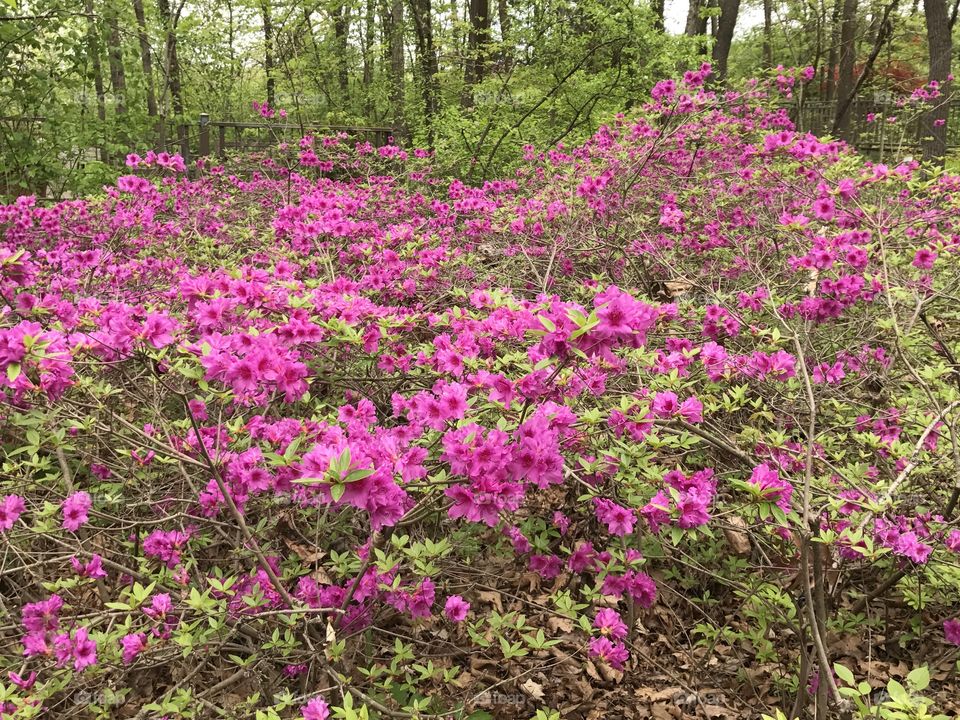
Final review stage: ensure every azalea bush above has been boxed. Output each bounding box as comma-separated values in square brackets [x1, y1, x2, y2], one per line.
[1, 67, 960, 720]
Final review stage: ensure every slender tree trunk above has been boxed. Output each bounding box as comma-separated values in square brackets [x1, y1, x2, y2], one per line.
[762, 0, 773, 67]
[132, 0, 158, 122]
[382, 0, 405, 135]
[712, 0, 740, 82]
[685, 0, 704, 36]
[651, 0, 665, 30]
[825, 0, 842, 100]
[334, 3, 351, 100]
[923, 0, 952, 164]
[834, 0, 858, 138]
[156, 0, 185, 149]
[464, 0, 491, 105]
[106, 10, 126, 117]
[409, 0, 439, 146]
[363, 0, 375, 94]
[498, 0, 512, 69]
[260, 0, 275, 107]
[83, 0, 108, 163]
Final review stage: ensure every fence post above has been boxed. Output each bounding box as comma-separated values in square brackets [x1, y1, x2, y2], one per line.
[199, 113, 210, 157]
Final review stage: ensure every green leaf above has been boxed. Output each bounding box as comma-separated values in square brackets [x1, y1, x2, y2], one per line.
[833, 662, 855, 686]
[6, 363, 21, 382]
[344, 467, 376, 483]
[886, 679, 909, 705]
[906, 665, 929, 691]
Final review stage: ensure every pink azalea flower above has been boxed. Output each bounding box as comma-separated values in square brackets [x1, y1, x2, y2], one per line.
[61, 491, 92, 532]
[594, 608, 628, 639]
[0, 494, 25, 531]
[301, 697, 331, 720]
[444, 595, 471, 622]
[588, 636, 629, 669]
[944, 619, 960, 645]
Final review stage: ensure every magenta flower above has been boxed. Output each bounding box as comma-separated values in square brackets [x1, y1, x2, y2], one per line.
[812, 196, 835, 221]
[61, 491, 92, 532]
[675, 489, 711, 528]
[679, 396, 703, 423]
[747, 463, 793, 512]
[70, 554, 107, 579]
[120, 632, 147, 664]
[944, 619, 960, 645]
[913, 248, 937, 269]
[594, 608, 628, 639]
[893, 531, 932, 564]
[588, 636, 629, 670]
[594, 498, 636, 536]
[60, 627, 98, 671]
[0, 494, 25, 531]
[651, 391, 680, 418]
[301, 697, 331, 720]
[144, 593, 173, 619]
[444, 595, 471, 622]
[8, 671, 37, 690]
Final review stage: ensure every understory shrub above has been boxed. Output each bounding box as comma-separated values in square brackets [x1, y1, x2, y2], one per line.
[1, 67, 959, 719]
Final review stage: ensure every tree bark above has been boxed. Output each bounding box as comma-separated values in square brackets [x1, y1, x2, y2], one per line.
[156, 0, 185, 150]
[83, 0, 108, 162]
[382, 0, 405, 135]
[825, 0, 842, 100]
[409, 0, 439, 145]
[685, 0, 707, 36]
[260, 0, 275, 107]
[132, 0, 158, 120]
[711, 0, 740, 82]
[498, 0, 512, 69]
[762, 0, 772, 67]
[464, 0, 491, 104]
[833, 0, 858, 138]
[652, 0, 665, 31]
[363, 0, 375, 93]
[922, 0, 952, 164]
[105, 4, 127, 115]
[334, 3, 351, 99]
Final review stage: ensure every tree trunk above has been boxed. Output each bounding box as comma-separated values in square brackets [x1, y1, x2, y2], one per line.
[363, 0, 375, 92]
[260, 0, 275, 107]
[685, 0, 705, 36]
[106, 6, 127, 115]
[382, 0, 405, 135]
[83, 0, 108, 162]
[334, 3, 351, 100]
[651, 0, 665, 31]
[711, 0, 740, 82]
[464, 0, 491, 104]
[409, 0, 439, 146]
[762, 0, 772, 67]
[156, 0, 185, 151]
[498, 0, 512, 69]
[922, 0, 952, 164]
[833, 0, 858, 138]
[132, 0, 158, 121]
[825, 0, 842, 100]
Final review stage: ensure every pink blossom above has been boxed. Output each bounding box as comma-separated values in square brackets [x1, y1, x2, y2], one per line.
[301, 697, 331, 720]
[444, 595, 471, 622]
[594, 608, 628, 639]
[0, 495, 25, 531]
[61, 491, 92, 532]
[588, 636, 629, 669]
[944, 619, 960, 645]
